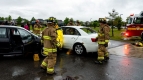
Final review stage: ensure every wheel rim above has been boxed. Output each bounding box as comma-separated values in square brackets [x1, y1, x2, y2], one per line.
[75, 45, 83, 54]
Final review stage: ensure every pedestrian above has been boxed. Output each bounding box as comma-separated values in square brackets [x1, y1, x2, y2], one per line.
[66, 19, 75, 54]
[24, 23, 29, 30]
[95, 18, 110, 64]
[33, 20, 42, 36]
[27, 21, 30, 30]
[40, 17, 61, 75]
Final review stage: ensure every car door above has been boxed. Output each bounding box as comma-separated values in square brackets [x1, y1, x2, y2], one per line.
[63, 27, 80, 49]
[0, 27, 10, 53]
[17, 28, 35, 53]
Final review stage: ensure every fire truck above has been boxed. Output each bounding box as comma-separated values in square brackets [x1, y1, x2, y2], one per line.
[122, 11, 143, 40]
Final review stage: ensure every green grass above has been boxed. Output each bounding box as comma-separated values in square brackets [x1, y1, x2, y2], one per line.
[91, 27, 126, 41]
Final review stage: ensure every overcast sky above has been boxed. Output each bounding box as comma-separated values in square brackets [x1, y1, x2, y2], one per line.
[0, 0, 142, 22]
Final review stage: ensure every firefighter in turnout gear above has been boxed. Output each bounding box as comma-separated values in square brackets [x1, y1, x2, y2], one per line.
[76, 20, 81, 26]
[67, 19, 75, 26]
[33, 19, 42, 36]
[95, 18, 110, 64]
[53, 18, 64, 50]
[40, 17, 61, 75]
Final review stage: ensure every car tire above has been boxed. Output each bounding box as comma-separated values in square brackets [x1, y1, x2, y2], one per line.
[73, 43, 86, 55]
[39, 47, 46, 57]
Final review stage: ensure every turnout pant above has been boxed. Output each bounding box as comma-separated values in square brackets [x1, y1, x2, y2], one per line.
[41, 52, 57, 74]
[97, 44, 109, 61]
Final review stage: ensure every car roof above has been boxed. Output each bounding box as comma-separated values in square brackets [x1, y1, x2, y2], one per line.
[0, 25, 23, 29]
[61, 26, 88, 29]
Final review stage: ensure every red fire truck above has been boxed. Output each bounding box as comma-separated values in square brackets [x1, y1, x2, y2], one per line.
[122, 11, 143, 40]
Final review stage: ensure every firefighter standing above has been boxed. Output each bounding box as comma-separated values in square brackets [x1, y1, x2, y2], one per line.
[33, 20, 42, 36]
[67, 19, 75, 26]
[95, 18, 110, 64]
[40, 17, 61, 75]
[76, 20, 81, 26]
[53, 18, 64, 50]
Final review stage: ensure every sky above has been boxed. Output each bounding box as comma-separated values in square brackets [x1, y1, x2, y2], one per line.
[0, 0, 142, 22]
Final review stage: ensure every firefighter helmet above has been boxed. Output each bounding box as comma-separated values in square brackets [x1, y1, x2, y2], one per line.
[99, 18, 106, 23]
[47, 17, 54, 23]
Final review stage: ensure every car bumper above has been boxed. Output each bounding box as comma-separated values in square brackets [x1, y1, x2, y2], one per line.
[83, 43, 98, 53]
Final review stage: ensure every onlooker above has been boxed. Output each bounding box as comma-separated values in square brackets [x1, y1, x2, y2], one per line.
[24, 23, 29, 30]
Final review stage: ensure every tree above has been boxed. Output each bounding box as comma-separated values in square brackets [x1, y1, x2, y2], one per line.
[92, 20, 99, 28]
[17, 16, 22, 25]
[5, 17, 8, 21]
[64, 17, 69, 25]
[30, 17, 35, 22]
[8, 15, 12, 22]
[114, 16, 122, 30]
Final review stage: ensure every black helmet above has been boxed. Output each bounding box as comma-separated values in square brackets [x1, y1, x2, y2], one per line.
[47, 17, 54, 23]
[99, 18, 106, 23]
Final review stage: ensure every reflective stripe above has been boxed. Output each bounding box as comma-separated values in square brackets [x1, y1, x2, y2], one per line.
[47, 68, 54, 72]
[98, 57, 104, 60]
[105, 40, 109, 42]
[105, 53, 109, 57]
[43, 50, 48, 55]
[42, 61, 47, 66]
[43, 36, 51, 40]
[98, 42, 105, 44]
[34, 28, 41, 30]
[56, 42, 61, 47]
[43, 48, 57, 53]
[98, 33, 104, 36]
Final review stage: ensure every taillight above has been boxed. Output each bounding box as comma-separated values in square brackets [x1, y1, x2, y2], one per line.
[91, 38, 98, 42]
[125, 33, 129, 36]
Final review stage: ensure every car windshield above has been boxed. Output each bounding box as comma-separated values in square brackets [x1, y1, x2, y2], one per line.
[80, 28, 96, 34]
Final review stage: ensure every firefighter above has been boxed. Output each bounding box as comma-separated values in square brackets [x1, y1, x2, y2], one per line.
[66, 19, 75, 54]
[53, 18, 64, 50]
[40, 17, 61, 75]
[33, 19, 42, 36]
[67, 19, 75, 26]
[95, 18, 110, 64]
[76, 20, 81, 26]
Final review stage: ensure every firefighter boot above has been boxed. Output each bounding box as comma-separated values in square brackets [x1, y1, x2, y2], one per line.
[94, 60, 103, 64]
[104, 57, 109, 62]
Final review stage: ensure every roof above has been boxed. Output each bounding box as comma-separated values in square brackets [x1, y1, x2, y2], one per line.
[0, 25, 24, 29]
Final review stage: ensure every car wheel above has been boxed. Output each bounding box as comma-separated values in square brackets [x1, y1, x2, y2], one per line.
[39, 47, 47, 57]
[73, 43, 86, 55]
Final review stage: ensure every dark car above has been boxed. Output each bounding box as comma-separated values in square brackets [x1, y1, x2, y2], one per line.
[0, 25, 42, 57]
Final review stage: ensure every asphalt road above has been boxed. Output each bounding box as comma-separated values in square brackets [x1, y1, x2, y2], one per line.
[0, 40, 143, 80]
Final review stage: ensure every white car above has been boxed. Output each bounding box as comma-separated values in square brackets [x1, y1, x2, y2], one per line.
[61, 26, 98, 55]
